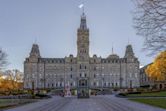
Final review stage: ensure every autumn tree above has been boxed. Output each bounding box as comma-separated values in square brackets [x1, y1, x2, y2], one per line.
[5, 69, 24, 90]
[0, 69, 23, 94]
[133, 0, 166, 55]
[146, 51, 166, 81]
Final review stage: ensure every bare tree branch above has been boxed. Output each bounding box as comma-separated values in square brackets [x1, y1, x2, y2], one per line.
[0, 49, 8, 70]
[132, 0, 166, 55]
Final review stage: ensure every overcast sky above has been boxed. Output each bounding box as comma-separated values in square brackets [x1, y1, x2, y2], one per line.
[0, 0, 154, 71]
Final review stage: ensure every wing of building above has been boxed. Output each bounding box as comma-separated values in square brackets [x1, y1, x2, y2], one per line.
[24, 12, 140, 91]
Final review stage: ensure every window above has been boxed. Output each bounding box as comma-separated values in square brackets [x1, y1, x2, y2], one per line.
[94, 74, 96, 78]
[108, 83, 110, 86]
[70, 67, 73, 71]
[116, 83, 118, 86]
[80, 64, 81, 69]
[94, 82, 96, 86]
[70, 83, 73, 86]
[70, 74, 72, 78]
[85, 73, 87, 77]
[104, 83, 106, 86]
[85, 66, 86, 69]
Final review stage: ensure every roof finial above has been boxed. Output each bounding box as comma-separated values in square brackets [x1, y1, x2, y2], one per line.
[82, 1, 84, 14]
[128, 37, 130, 44]
[35, 38, 37, 44]
[34, 37, 38, 44]
[112, 44, 114, 54]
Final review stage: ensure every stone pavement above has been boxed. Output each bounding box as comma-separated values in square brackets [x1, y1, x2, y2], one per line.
[5, 95, 166, 111]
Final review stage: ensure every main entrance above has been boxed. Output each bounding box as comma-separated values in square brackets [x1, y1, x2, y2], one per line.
[77, 79, 89, 98]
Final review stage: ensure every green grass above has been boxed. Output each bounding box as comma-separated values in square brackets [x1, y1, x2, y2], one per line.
[129, 98, 166, 109]
[127, 91, 166, 97]
[0, 99, 37, 109]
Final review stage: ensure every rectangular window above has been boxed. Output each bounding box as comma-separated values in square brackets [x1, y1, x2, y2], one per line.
[112, 83, 114, 87]
[116, 83, 118, 86]
[94, 74, 96, 78]
[94, 67, 96, 71]
[94, 82, 96, 86]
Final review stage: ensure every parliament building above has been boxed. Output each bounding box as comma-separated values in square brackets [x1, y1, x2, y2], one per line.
[24, 13, 140, 95]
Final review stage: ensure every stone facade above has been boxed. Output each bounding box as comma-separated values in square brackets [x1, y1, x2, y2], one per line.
[24, 13, 140, 90]
[140, 64, 152, 87]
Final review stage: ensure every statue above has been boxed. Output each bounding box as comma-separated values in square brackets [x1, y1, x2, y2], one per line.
[64, 85, 71, 97]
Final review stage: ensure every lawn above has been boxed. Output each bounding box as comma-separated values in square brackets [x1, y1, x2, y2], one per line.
[129, 98, 166, 109]
[0, 99, 37, 109]
[127, 91, 166, 97]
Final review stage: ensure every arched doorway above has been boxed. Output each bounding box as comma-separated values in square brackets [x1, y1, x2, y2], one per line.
[77, 79, 89, 98]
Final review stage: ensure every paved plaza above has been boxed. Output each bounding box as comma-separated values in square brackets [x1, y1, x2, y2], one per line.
[5, 95, 166, 111]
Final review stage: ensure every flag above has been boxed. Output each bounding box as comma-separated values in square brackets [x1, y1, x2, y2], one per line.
[79, 4, 84, 9]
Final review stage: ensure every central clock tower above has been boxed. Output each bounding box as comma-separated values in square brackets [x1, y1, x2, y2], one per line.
[77, 12, 89, 61]
[77, 12, 90, 98]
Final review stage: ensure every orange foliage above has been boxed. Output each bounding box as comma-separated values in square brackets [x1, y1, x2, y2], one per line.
[146, 51, 166, 81]
[0, 69, 23, 93]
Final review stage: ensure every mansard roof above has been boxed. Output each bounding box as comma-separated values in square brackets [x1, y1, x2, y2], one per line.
[107, 54, 119, 59]
[38, 58, 65, 63]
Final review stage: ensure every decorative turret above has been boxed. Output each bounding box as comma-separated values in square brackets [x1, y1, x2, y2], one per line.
[30, 44, 40, 58]
[124, 44, 135, 58]
[28, 44, 41, 62]
[107, 47, 119, 59]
